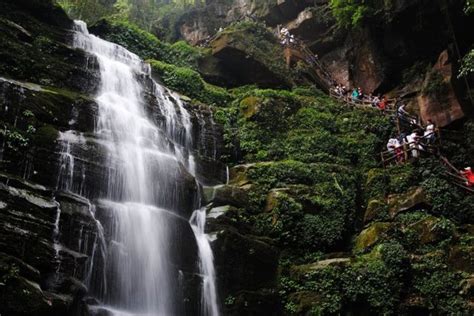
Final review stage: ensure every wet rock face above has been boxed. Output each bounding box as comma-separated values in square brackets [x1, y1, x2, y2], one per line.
[0, 173, 98, 316]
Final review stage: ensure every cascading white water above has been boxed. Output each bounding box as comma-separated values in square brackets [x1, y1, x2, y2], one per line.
[70, 21, 219, 315]
[190, 208, 219, 316]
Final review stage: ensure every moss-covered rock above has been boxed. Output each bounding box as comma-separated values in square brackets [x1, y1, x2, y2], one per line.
[387, 186, 429, 219]
[364, 198, 388, 224]
[149, 59, 232, 106]
[354, 222, 392, 253]
[290, 258, 351, 280]
[406, 216, 453, 245]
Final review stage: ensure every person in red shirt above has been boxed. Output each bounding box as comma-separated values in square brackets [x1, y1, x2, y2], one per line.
[460, 167, 474, 187]
[378, 97, 387, 112]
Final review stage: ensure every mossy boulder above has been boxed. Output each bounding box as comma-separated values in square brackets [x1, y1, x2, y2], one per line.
[364, 198, 388, 224]
[290, 258, 351, 280]
[405, 216, 456, 245]
[240, 96, 264, 119]
[228, 164, 255, 186]
[354, 222, 392, 253]
[203, 184, 252, 207]
[387, 186, 429, 218]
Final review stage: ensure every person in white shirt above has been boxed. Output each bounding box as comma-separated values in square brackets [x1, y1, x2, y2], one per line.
[424, 120, 435, 144]
[386, 137, 399, 153]
[407, 131, 422, 158]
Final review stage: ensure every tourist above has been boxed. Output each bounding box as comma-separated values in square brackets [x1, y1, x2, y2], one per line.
[424, 119, 436, 144]
[378, 96, 387, 112]
[460, 167, 474, 187]
[351, 88, 359, 101]
[289, 34, 296, 45]
[397, 104, 409, 118]
[386, 137, 399, 153]
[406, 131, 421, 158]
[372, 95, 380, 107]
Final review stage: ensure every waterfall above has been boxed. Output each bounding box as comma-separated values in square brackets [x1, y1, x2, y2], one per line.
[67, 21, 219, 315]
[190, 208, 220, 316]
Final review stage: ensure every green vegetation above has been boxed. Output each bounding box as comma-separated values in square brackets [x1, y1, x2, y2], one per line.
[58, 0, 204, 31]
[329, 0, 398, 28]
[459, 49, 474, 77]
[91, 18, 205, 69]
[149, 60, 231, 106]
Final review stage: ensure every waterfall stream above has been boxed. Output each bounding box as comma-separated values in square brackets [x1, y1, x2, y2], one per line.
[59, 21, 220, 315]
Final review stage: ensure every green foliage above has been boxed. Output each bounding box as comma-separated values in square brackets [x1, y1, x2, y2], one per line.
[329, 0, 397, 28]
[329, 0, 370, 28]
[413, 256, 468, 314]
[92, 19, 204, 68]
[281, 246, 408, 315]
[224, 295, 235, 306]
[246, 161, 357, 251]
[149, 60, 231, 106]
[234, 88, 390, 165]
[420, 164, 474, 223]
[459, 49, 474, 77]
[59, 0, 204, 32]
[58, 0, 116, 24]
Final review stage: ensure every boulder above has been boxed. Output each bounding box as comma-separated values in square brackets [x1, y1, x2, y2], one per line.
[228, 164, 255, 186]
[354, 222, 392, 253]
[207, 205, 232, 219]
[448, 246, 474, 273]
[203, 184, 252, 207]
[406, 216, 452, 245]
[212, 227, 279, 294]
[418, 50, 465, 127]
[290, 258, 351, 279]
[364, 198, 387, 224]
[387, 186, 429, 218]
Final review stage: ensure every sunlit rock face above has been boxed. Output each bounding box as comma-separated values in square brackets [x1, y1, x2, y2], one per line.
[418, 50, 465, 127]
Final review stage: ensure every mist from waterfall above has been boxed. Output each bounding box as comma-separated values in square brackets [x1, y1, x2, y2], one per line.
[62, 20, 220, 315]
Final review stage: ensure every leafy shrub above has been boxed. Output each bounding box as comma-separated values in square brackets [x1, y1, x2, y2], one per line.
[91, 19, 205, 69]
[413, 256, 468, 314]
[149, 59, 232, 106]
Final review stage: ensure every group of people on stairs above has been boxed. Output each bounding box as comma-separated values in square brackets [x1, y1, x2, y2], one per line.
[332, 84, 390, 111]
[385, 108, 473, 191]
[386, 119, 437, 162]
